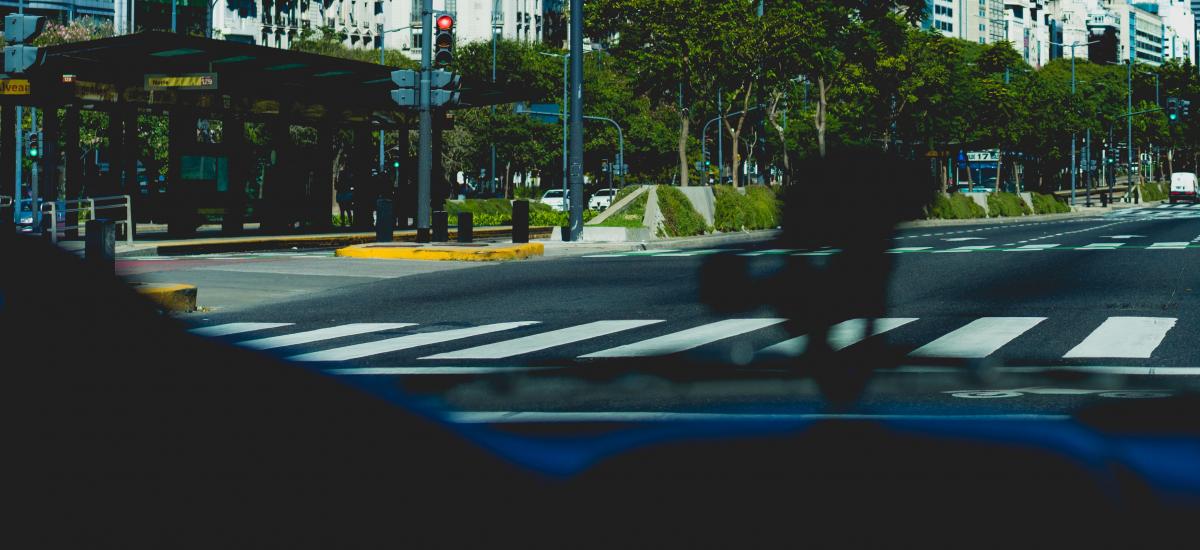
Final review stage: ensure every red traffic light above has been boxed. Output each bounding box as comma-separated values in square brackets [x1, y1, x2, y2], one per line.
[436, 15, 454, 31]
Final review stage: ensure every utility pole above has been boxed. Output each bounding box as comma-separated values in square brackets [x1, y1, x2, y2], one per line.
[1085, 128, 1091, 206]
[717, 90, 723, 184]
[1128, 59, 1134, 189]
[568, 0, 584, 240]
[1052, 40, 1097, 205]
[416, 0, 433, 242]
[490, 6, 498, 196]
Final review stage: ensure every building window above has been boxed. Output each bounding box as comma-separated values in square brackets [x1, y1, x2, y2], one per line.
[412, 32, 422, 48]
[980, 24, 986, 32]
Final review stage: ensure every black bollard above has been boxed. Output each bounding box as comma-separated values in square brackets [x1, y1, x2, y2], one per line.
[85, 219, 115, 273]
[457, 212, 473, 243]
[432, 210, 449, 242]
[512, 200, 529, 244]
[375, 198, 394, 242]
[1100, 192, 1108, 207]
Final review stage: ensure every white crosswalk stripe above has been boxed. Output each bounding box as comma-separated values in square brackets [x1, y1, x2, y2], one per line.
[1079, 243, 1123, 250]
[655, 249, 731, 257]
[1006, 244, 1059, 251]
[580, 318, 786, 358]
[757, 318, 918, 358]
[288, 322, 539, 362]
[1064, 317, 1177, 359]
[737, 249, 801, 256]
[886, 247, 932, 254]
[581, 249, 681, 258]
[909, 317, 1045, 358]
[1148, 242, 1189, 249]
[421, 320, 663, 359]
[188, 322, 294, 337]
[237, 323, 415, 351]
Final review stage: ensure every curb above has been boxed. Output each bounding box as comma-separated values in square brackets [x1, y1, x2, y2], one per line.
[135, 227, 554, 257]
[335, 242, 545, 261]
[132, 283, 197, 312]
[642, 229, 783, 250]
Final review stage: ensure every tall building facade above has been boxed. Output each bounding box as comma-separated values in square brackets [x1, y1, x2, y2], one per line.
[924, 0, 1006, 45]
[3, 0, 112, 23]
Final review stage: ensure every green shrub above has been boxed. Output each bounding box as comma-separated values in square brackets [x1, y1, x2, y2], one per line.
[986, 192, 1031, 217]
[656, 185, 708, 237]
[595, 190, 648, 227]
[927, 193, 986, 219]
[713, 185, 781, 231]
[513, 186, 540, 200]
[1031, 192, 1071, 214]
[1140, 182, 1168, 202]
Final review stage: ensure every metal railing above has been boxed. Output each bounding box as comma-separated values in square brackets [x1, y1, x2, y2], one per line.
[26, 195, 132, 244]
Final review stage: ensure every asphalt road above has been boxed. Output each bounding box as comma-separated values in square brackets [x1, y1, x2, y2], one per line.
[150, 204, 1200, 420]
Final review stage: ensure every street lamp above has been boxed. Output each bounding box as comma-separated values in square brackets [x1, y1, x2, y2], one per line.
[1051, 40, 1099, 206]
[539, 49, 600, 203]
[513, 104, 625, 194]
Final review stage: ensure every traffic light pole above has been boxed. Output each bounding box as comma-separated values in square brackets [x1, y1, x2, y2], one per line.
[568, 0, 584, 241]
[416, 0, 433, 242]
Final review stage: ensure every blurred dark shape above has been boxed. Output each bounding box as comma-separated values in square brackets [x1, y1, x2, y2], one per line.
[702, 149, 936, 407]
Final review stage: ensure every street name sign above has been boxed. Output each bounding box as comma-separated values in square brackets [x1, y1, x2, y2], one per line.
[145, 73, 218, 90]
[0, 78, 31, 95]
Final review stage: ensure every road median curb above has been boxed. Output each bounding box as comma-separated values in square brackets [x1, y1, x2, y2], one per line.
[143, 226, 553, 256]
[335, 242, 545, 261]
[131, 283, 197, 312]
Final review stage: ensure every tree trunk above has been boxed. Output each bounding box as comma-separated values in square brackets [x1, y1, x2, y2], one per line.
[766, 89, 790, 186]
[995, 149, 1002, 194]
[814, 76, 828, 158]
[678, 110, 689, 187]
[724, 84, 753, 188]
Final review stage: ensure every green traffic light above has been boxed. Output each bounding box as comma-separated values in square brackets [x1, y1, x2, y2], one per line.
[393, 161, 400, 168]
[1171, 113, 1178, 121]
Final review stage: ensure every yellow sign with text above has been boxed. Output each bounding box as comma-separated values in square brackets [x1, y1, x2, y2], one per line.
[0, 79, 31, 95]
[145, 73, 218, 90]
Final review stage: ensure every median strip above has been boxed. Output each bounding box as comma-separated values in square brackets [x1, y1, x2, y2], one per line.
[131, 283, 197, 312]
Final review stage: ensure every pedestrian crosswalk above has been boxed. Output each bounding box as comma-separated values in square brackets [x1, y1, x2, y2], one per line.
[582, 242, 1200, 258]
[188, 315, 1191, 371]
[1108, 204, 1200, 219]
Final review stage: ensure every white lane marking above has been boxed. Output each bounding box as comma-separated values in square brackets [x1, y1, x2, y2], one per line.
[737, 249, 800, 256]
[993, 366, 1200, 376]
[582, 249, 681, 258]
[1079, 242, 1123, 249]
[328, 366, 551, 375]
[1148, 242, 1189, 249]
[942, 237, 986, 242]
[932, 245, 993, 253]
[445, 412, 1070, 423]
[910, 317, 1045, 358]
[237, 323, 415, 351]
[188, 322, 293, 337]
[580, 318, 786, 358]
[1006, 244, 1059, 251]
[886, 247, 932, 253]
[1101, 235, 1144, 239]
[655, 249, 732, 257]
[421, 320, 663, 360]
[1063, 317, 1177, 359]
[288, 322, 539, 362]
[757, 318, 918, 357]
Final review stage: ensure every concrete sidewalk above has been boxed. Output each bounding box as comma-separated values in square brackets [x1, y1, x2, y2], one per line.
[898, 200, 1156, 229]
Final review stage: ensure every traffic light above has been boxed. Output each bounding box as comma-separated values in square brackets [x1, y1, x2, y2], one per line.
[429, 69, 461, 107]
[1182, 99, 1192, 119]
[4, 14, 45, 73]
[433, 13, 455, 68]
[1167, 97, 1180, 121]
[393, 160, 401, 169]
[390, 69, 418, 107]
[26, 133, 38, 158]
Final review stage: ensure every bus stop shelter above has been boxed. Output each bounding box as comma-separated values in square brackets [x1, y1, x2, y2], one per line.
[0, 31, 439, 236]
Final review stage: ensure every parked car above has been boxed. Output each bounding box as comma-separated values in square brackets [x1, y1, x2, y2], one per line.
[588, 188, 617, 211]
[540, 189, 568, 211]
[1169, 172, 1198, 204]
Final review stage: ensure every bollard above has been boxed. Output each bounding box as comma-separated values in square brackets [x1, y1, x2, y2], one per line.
[432, 210, 449, 242]
[375, 198, 394, 242]
[512, 200, 529, 243]
[1100, 192, 1108, 207]
[85, 219, 115, 273]
[457, 212, 473, 243]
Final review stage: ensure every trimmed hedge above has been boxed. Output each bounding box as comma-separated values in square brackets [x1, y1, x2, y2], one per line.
[928, 193, 986, 219]
[1031, 192, 1070, 214]
[443, 198, 595, 227]
[986, 192, 1031, 217]
[655, 185, 708, 238]
[713, 185, 781, 231]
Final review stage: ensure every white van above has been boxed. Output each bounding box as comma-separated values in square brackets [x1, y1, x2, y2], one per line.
[1170, 172, 1199, 204]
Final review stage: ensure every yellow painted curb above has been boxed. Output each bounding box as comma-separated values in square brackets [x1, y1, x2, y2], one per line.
[335, 242, 545, 261]
[132, 283, 198, 312]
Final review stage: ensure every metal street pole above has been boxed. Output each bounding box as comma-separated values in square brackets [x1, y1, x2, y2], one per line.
[416, 0, 433, 242]
[561, 54, 568, 206]
[1128, 59, 1134, 189]
[1071, 49, 1076, 206]
[717, 91, 723, 184]
[568, 0, 585, 240]
[491, 15, 497, 195]
[1085, 128, 1091, 206]
[172, 0, 177, 33]
[377, 25, 416, 175]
